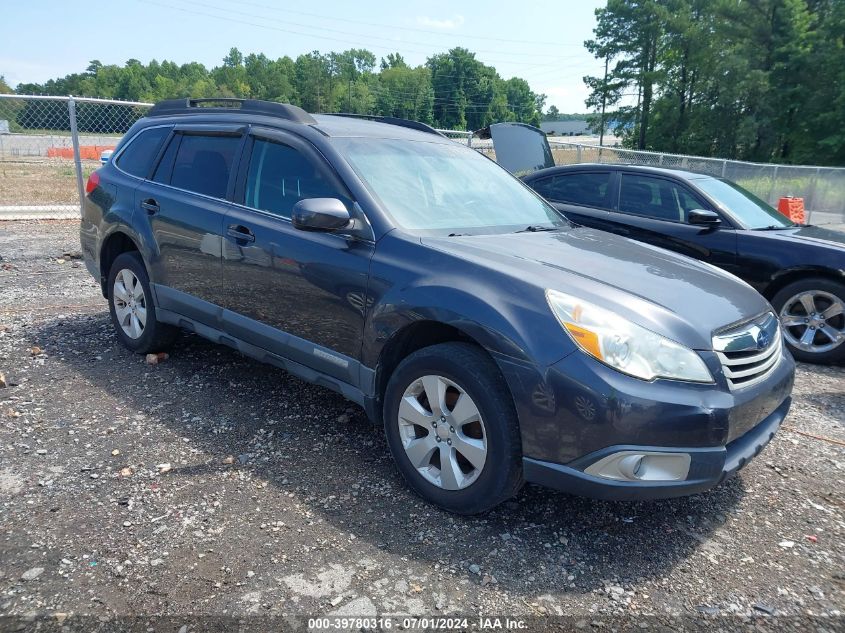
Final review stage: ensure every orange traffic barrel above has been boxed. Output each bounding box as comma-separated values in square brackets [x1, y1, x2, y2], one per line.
[777, 196, 805, 224]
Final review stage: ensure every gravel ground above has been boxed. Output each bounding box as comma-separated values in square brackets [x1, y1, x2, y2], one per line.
[0, 220, 843, 628]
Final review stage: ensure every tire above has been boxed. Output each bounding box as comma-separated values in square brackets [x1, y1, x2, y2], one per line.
[107, 252, 179, 354]
[383, 342, 524, 514]
[771, 277, 845, 364]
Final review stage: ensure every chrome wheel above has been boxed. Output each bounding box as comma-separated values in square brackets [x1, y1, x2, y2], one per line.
[779, 290, 845, 354]
[397, 375, 487, 491]
[112, 269, 147, 340]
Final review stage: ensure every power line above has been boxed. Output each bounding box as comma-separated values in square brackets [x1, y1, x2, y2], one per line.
[219, 0, 585, 48]
[175, 0, 574, 58]
[140, 0, 581, 69]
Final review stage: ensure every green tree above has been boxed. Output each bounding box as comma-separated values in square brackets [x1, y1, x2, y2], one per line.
[585, 0, 669, 149]
[582, 0, 840, 164]
[544, 105, 561, 121]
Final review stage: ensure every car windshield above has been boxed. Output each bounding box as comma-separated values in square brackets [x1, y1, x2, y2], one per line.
[695, 177, 794, 229]
[335, 138, 567, 233]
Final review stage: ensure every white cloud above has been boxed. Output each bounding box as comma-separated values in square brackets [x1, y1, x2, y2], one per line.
[416, 15, 465, 30]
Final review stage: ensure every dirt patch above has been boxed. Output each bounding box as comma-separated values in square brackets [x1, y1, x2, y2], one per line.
[0, 159, 98, 206]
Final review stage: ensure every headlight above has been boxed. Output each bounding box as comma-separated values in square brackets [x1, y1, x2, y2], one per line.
[546, 289, 713, 383]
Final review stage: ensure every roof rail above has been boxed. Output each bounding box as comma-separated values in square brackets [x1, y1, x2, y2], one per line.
[323, 113, 444, 138]
[147, 98, 317, 125]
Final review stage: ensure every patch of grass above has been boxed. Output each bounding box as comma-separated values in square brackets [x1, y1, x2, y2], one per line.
[0, 158, 99, 205]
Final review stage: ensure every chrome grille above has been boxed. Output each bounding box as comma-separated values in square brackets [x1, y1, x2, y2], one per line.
[713, 312, 782, 390]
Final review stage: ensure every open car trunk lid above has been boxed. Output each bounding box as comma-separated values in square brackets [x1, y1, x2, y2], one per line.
[479, 122, 555, 176]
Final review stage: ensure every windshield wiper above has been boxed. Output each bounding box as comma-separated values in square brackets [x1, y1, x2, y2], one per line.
[755, 225, 793, 231]
[447, 232, 472, 237]
[515, 225, 558, 233]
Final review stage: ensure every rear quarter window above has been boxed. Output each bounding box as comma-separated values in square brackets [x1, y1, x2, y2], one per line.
[115, 127, 170, 178]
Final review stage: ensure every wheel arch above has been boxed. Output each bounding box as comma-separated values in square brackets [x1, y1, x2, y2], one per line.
[99, 230, 142, 297]
[369, 319, 520, 427]
[763, 266, 845, 303]
[374, 321, 483, 404]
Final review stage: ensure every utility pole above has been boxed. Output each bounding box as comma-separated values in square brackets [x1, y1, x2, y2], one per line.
[347, 62, 353, 112]
[599, 55, 609, 147]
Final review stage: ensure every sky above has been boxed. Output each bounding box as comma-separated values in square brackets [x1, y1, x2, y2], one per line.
[1, 0, 607, 113]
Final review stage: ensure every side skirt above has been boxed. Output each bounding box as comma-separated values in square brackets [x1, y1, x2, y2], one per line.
[156, 307, 367, 407]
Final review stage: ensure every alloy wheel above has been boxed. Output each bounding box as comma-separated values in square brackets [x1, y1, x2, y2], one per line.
[779, 290, 845, 354]
[112, 269, 147, 339]
[397, 374, 488, 491]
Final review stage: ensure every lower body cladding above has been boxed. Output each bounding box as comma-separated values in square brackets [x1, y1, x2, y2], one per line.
[496, 345, 795, 501]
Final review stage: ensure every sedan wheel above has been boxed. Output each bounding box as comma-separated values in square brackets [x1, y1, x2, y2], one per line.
[112, 268, 147, 340]
[397, 374, 488, 491]
[779, 290, 845, 354]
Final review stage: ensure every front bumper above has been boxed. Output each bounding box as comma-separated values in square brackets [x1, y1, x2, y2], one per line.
[522, 396, 790, 500]
[494, 338, 794, 501]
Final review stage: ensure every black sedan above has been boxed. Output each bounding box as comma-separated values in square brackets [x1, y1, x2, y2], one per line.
[523, 163, 845, 363]
[483, 122, 845, 364]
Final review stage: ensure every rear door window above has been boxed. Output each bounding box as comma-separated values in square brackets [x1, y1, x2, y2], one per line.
[532, 172, 612, 208]
[116, 127, 170, 178]
[169, 134, 241, 199]
[243, 137, 347, 219]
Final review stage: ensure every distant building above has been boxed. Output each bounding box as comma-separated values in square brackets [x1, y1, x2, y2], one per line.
[539, 120, 591, 136]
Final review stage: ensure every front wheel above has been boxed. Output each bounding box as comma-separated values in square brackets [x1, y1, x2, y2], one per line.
[772, 277, 845, 364]
[383, 342, 523, 514]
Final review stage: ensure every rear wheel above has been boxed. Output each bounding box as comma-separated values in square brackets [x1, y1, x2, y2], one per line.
[107, 252, 178, 354]
[772, 277, 845, 364]
[383, 342, 523, 514]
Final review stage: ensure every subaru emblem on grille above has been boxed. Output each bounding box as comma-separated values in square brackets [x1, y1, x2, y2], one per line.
[713, 312, 782, 390]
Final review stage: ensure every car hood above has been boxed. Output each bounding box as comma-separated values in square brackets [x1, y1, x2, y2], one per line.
[423, 227, 772, 350]
[760, 224, 845, 249]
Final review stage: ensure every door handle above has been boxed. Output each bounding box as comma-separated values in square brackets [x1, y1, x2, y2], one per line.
[227, 224, 256, 243]
[140, 198, 159, 215]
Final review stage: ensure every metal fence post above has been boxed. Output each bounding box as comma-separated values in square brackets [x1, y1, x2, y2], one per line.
[68, 96, 85, 217]
[807, 167, 821, 224]
[576, 144, 582, 163]
[467, 132, 472, 148]
[769, 164, 780, 205]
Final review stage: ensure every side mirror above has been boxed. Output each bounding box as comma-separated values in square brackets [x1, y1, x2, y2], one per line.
[688, 209, 721, 226]
[292, 198, 352, 232]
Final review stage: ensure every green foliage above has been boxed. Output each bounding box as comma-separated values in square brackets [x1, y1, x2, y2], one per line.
[584, 0, 845, 165]
[11, 46, 545, 131]
[544, 107, 591, 122]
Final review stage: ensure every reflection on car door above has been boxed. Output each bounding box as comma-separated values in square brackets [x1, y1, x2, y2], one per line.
[135, 125, 244, 322]
[220, 128, 374, 386]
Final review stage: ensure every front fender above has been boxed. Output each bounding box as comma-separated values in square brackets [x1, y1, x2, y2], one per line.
[361, 233, 577, 370]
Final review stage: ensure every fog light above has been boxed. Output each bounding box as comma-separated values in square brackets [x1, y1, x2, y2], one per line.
[584, 451, 691, 482]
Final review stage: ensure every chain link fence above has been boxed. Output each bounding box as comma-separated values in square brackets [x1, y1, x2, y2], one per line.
[0, 95, 150, 219]
[537, 142, 845, 226]
[1, 95, 843, 225]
